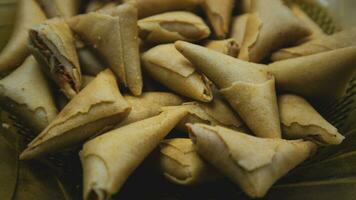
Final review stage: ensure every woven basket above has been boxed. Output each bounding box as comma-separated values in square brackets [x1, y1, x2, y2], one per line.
[1, 0, 356, 199]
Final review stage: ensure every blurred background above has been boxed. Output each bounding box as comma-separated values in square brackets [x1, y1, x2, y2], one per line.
[316, 0, 356, 28]
[0, 0, 355, 50]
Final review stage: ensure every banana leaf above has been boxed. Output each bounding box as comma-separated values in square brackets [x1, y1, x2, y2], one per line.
[307, 129, 356, 162]
[267, 178, 356, 200]
[0, 0, 17, 50]
[283, 151, 356, 183]
[0, 111, 75, 200]
[0, 121, 19, 199]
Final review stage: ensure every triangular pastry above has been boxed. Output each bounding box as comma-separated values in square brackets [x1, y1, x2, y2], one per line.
[176, 41, 281, 138]
[188, 124, 317, 198]
[20, 69, 131, 160]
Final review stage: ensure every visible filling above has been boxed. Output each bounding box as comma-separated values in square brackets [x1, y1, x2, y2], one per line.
[30, 31, 77, 92]
[226, 41, 240, 57]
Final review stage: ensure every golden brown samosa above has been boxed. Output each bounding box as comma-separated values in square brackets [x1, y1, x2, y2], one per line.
[80, 108, 188, 200]
[175, 41, 281, 138]
[0, 56, 57, 133]
[203, 0, 234, 39]
[36, 0, 80, 18]
[188, 124, 317, 198]
[158, 138, 221, 185]
[279, 94, 344, 145]
[29, 18, 81, 99]
[123, 0, 204, 19]
[68, 3, 143, 96]
[142, 44, 213, 102]
[162, 98, 243, 132]
[0, 0, 46, 74]
[268, 47, 356, 103]
[20, 69, 131, 160]
[117, 92, 184, 127]
[204, 39, 239, 57]
[272, 27, 356, 61]
[230, 14, 250, 47]
[138, 11, 210, 44]
[238, 0, 310, 62]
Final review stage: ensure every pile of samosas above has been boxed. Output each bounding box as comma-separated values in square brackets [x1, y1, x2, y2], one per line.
[0, 0, 355, 199]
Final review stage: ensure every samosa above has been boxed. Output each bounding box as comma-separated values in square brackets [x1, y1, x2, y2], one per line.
[138, 11, 210, 44]
[20, 69, 131, 160]
[205, 39, 239, 57]
[188, 124, 317, 198]
[202, 0, 234, 38]
[238, 0, 310, 62]
[80, 108, 188, 200]
[123, 0, 204, 19]
[0, 0, 46, 74]
[117, 92, 184, 127]
[230, 14, 250, 47]
[175, 41, 281, 138]
[0, 56, 57, 133]
[36, 0, 80, 18]
[68, 3, 143, 96]
[279, 94, 344, 145]
[29, 18, 81, 99]
[272, 27, 356, 61]
[142, 44, 213, 102]
[268, 47, 356, 103]
[162, 98, 243, 132]
[290, 4, 325, 43]
[157, 138, 221, 185]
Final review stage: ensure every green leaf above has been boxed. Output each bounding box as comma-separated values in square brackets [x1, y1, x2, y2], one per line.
[284, 151, 356, 183]
[306, 128, 356, 163]
[0, 111, 74, 200]
[267, 178, 356, 200]
[0, 126, 19, 199]
[0, 0, 17, 25]
[13, 160, 72, 200]
[0, 0, 17, 50]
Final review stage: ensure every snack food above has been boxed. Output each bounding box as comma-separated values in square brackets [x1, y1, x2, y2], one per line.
[29, 18, 81, 99]
[36, 0, 80, 18]
[124, 0, 203, 19]
[0, 0, 46, 74]
[238, 0, 310, 62]
[0, 56, 57, 133]
[68, 3, 143, 96]
[142, 44, 213, 102]
[20, 69, 131, 160]
[176, 41, 281, 138]
[188, 123, 317, 198]
[203, 0, 234, 38]
[268, 47, 356, 103]
[163, 97, 243, 132]
[204, 38, 239, 57]
[272, 27, 356, 61]
[138, 11, 210, 43]
[1, 1, 353, 198]
[80, 108, 188, 200]
[117, 92, 184, 127]
[279, 94, 344, 145]
[157, 138, 221, 185]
